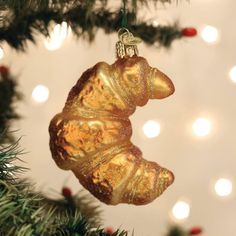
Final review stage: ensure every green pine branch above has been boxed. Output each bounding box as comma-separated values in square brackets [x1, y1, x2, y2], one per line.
[0, 0, 183, 51]
[0, 66, 21, 144]
[45, 189, 103, 226]
[0, 140, 25, 181]
[166, 226, 189, 236]
[0, 139, 128, 236]
[0, 0, 177, 10]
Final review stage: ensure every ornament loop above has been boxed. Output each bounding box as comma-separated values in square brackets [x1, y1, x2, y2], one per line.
[116, 28, 142, 58]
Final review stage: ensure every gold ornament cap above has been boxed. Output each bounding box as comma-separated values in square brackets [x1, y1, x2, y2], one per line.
[116, 28, 142, 58]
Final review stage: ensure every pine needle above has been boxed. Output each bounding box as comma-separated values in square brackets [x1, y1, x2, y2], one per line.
[0, 0, 183, 51]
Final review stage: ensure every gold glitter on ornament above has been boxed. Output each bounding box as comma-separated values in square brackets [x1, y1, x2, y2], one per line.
[49, 30, 175, 205]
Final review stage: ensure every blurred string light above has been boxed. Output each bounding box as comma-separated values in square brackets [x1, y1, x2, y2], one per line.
[0, 47, 4, 59]
[215, 178, 233, 197]
[32, 85, 49, 103]
[171, 200, 190, 221]
[142, 120, 161, 138]
[192, 118, 212, 137]
[44, 21, 71, 51]
[229, 66, 236, 83]
[152, 20, 159, 27]
[201, 25, 219, 44]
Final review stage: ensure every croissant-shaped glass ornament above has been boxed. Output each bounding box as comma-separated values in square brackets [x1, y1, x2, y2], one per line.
[49, 55, 175, 205]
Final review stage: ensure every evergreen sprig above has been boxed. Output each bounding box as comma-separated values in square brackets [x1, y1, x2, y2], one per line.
[166, 226, 189, 236]
[0, 0, 176, 11]
[0, 140, 128, 235]
[0, 65, 21, 143]
[45, 189, 102, 226]
[0, 0, 183, 51]
[0, 140, 25, 181]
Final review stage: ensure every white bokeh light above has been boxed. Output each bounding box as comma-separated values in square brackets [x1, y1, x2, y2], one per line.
[152, 20, 159, 27]
[229, 66, 236, 83]
[192, 118, 212, 137]
[172, 201, 190, 221]
[215, 178, 233, 197]
[201, 25, 219, 43]
[142, 120, 161, 138]
[0, 47, 4, 59]
[32, 85, 49, 103]
[44, 21, 71, 51]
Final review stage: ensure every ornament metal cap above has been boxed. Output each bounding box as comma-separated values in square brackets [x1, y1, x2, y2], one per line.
[116, 28, 142, 58]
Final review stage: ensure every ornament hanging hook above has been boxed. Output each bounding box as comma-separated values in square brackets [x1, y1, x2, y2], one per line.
[121, 0, 128, 28]
[116, 28, 142, 58]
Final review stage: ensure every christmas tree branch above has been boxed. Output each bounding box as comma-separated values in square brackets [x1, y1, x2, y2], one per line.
[0, 139, 128, 235]
[45, 188, 103, 226]
[166, 226, 189, 236]
[0, 0, 177, 11]
[0, 66, 21, 143]
[0, 139, 25, 181]
[0, 0, 184, 51]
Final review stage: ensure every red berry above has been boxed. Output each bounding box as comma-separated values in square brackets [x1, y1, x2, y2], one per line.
[62, 186, 72, 197]
[189, 226, 203, 235]
[182, 27, 197, 37]
[105, 227, 114, 235]
[0, 65, 10, 76]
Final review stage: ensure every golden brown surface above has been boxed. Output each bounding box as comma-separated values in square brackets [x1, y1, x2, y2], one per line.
[49, 56, 175, 205]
